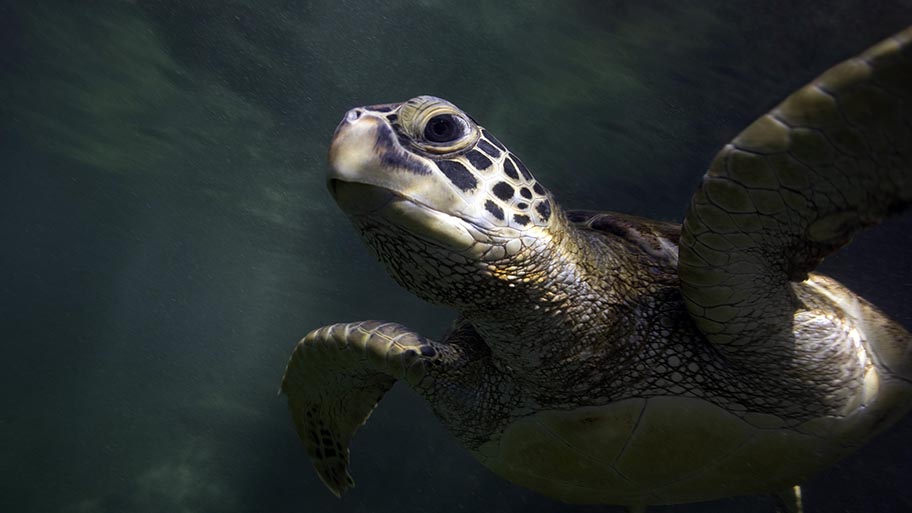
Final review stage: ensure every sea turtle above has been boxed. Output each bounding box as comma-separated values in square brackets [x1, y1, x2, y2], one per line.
[280, 27, 912, 512]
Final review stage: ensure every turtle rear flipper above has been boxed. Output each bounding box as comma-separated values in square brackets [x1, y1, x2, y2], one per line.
[680, 26, 912, 353]
[280, 321, 436, 496]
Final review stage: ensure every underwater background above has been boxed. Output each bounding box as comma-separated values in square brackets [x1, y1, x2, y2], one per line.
[2, 1, 912, 512]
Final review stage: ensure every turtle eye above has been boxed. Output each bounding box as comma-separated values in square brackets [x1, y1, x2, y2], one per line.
[424, 114, 466, 143]
[398, 96, 479, 154]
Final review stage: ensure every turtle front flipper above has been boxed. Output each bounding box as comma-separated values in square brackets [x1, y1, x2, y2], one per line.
[280, 321, 438, 496]
[679, 26, 912, 352]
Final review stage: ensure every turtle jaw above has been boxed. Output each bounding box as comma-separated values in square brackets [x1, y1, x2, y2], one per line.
[329, 180, 476, 252]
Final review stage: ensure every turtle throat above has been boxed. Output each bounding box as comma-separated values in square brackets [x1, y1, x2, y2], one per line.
[352, 203, 615, 385]
[458, 212, 618, 383]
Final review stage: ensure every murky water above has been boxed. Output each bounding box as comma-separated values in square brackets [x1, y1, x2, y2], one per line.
[2, 1, 912, 512]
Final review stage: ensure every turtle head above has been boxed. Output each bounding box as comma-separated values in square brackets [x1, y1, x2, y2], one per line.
[327, 95, 561, 305]
[328, 96, 555, 244]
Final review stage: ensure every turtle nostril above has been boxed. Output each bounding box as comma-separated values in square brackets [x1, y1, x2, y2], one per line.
[345, 108, 364, 123]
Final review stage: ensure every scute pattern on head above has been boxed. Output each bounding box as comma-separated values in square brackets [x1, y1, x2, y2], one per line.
[456, 140, 553, 229]
[365, 96, 555, 231]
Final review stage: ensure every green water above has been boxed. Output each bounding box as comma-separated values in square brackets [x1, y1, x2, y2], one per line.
[2, 1, 912, 512]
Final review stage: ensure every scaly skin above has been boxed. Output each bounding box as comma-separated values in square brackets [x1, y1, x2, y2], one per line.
[353, 201, 893, 440]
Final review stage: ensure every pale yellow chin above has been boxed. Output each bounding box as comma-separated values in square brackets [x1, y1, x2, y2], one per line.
[330, 180, 475, 251]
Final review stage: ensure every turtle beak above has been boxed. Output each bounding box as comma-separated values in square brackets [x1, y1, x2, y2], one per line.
[326, 106, 465, 215]
[326, 106, 476, 250]
[326, 109, 403, 216]
[327, 108, 381, 186]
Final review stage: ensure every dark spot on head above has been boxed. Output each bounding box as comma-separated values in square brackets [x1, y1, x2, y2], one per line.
[492, 182, 514, 201]
[513, 214, 530, 226]
[514, 157, 534, 180]
[465, 149, 492, 170]
[520, 187, 532, 199]
[437, 160, 477, 191]
[477, 139, 502, 158]
[386, 114, 398, 122]
[484, 200, 504, 220]
[503, 158, 519, 180]
[376, 124, 430, 174]
[517, 202, 528, 209]
[374, 123, 395, 151]
[381, 151, 430, 175]
[533, 183, 545, 195]
[420, 345, 437, 357]
[536, 200, 551, 221]
[481, 129, 505, 150]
